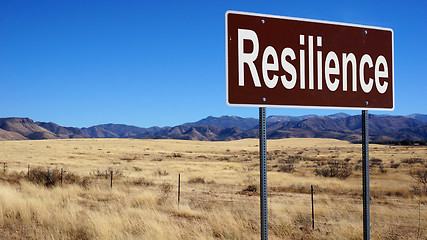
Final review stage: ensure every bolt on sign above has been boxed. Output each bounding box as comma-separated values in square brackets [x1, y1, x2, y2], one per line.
[226, 11, 394, 110]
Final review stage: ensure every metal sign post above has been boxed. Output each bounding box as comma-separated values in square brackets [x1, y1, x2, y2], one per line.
[362, 110, 370, 240]
[259, 107, 268, 240]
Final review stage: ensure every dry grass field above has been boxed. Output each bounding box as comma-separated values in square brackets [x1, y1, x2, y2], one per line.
[0, 138, 426, 239]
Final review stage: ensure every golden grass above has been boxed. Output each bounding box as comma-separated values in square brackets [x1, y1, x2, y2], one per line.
[0, 138, 426, 239]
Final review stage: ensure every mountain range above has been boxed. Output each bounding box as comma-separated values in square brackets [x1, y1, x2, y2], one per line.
[0, 113, 426, 142]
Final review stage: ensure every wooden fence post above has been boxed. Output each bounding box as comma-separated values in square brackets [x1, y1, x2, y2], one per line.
[110, 171, 113, 188]
[178, 173, 181, 207]
[311, 185, 315, 229]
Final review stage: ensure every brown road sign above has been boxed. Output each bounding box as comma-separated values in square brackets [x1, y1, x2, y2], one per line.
[226, 11, 394, 110]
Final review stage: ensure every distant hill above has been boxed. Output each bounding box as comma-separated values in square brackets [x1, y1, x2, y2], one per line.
[0, 128, 27, 140]
[266, 114, 318, 123]
[264, 115, 425, 142]
[87, 124, 162, 138]
[407, 114, 427, 122]
[0, 113, 426, 142]
[267, 113, 350, 123]
[0, 118, 56, 140]
[36, 122, 89, 139]
[183, 116, 258, 131]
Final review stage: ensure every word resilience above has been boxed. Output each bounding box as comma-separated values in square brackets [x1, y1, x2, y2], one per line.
[238, 30, 389, 94]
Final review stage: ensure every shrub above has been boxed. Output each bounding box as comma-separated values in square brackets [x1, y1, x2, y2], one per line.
[410, 185, 427, 196]
[370, 158, 383, 166]
[286, 155, 303, 163]
[279, 164, 295, 173]
[293, 213, 312, 230]
[160, 182, 173, 193]
[0, 171, 25, 184]
[390, 163, 400, 168]
[91, 169, 110, 179]
[132, 177, 154, 186]
[314, 160, 352, 179]
[402, 158, 424, 165]
[188, 177, 205, 184]
[62, 170, 81, 184]
[28, 168, 56, 186]
[120, 155, 139, 161]
[379, 164, 387, 174]
[91, 168, 122, 179]
[133, 166, 143, 171]
[80, 176, 92, 189]
[28, 168, 80, 187]
[153, 169, 169, 177]
[157, 182, 173, 205]
[409, 169, 427, 185]
[243, 184, 257, 192]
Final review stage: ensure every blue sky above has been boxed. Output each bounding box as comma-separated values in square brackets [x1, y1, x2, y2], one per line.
[1, 0, 426, 127]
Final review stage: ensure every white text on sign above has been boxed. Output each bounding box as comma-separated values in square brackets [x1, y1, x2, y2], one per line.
[238, 29, 389, 94]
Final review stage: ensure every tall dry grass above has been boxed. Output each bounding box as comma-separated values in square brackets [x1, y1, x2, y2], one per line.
[0, 138, 425, 239]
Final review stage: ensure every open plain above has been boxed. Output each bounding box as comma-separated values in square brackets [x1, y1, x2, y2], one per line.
[0, 138, 426, 239]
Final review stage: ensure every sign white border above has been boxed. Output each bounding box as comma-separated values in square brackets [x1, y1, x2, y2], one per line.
[225, 10, 394, 111]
